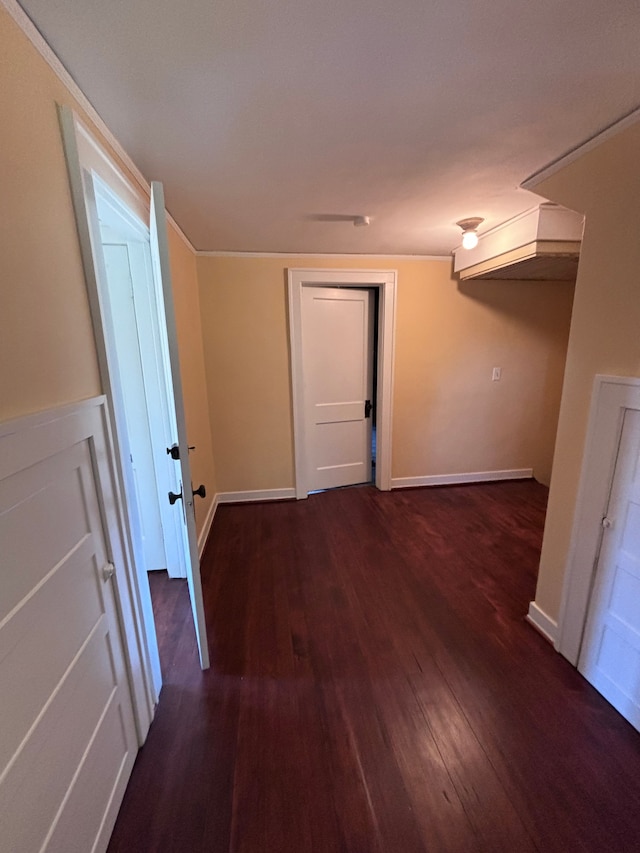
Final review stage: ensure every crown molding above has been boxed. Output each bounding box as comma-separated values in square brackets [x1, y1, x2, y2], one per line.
[2, 0, 196, 255]
[196, 250, 451, 260]
[522, 105, 640, 190]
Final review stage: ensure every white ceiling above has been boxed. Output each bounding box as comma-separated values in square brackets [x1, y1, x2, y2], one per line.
[17, 0, 640, 254]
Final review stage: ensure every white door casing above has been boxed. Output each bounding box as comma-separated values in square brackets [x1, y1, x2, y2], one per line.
[578, 408, 640, 731]
[0, 399, 141, 853]
[59, 107, 210, 673]
[150, 182, 210, 670]
[288, 269, 396, 499]
[59, 105, 161, 698]
[301, 286, 374, 491]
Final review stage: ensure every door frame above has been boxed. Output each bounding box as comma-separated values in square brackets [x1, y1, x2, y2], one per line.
[58, 105, 165, 712]
[288, 268, 397, 499]
[557, 374, 640, 664]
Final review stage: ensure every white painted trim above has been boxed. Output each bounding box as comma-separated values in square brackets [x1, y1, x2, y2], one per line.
[556, 374, 640, 665]
[526, 602, 558, 645]
[217, 488, 297, 504]
[391, 468, 533, 489]
[522, 106, 640, 189]
[288, 269, 396, 499]
[197, 493, 219, 557]
[0, 397, 156, 743]
[59, 106, 166, 694]
[1, 0, 196, 255]
[198, 250, 450, 261]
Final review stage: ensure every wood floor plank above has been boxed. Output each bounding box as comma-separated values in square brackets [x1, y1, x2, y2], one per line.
[108, 481, 640, 852]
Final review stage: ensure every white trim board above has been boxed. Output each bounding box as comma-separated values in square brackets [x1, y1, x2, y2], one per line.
[197, 493, 219, 557]
[555, 374, 640, 665]
[288, 268, 396, 499]
[217, 488, 296, 504]
[198, 250, 450, 260]
[391, 469, 533, 489]
[526, 602, 558, 645]
[522, 106, 640, 190]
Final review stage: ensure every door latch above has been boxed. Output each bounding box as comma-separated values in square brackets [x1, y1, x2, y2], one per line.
[166, 444, 196, 460]
[364, 399, 373, 418]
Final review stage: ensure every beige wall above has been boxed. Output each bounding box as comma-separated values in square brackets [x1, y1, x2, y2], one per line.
[0, 9, 215, 537]
[197, 255, 573, 493]
[532, 121, 640, 622]
[0, 6, 101, 420]
[167, 228, 217, 526]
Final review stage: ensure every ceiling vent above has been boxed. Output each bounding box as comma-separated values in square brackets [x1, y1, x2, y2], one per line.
[453, 204, 583, 281]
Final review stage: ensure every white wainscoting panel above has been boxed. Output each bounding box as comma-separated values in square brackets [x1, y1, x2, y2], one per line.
[0, 398, 146, 853]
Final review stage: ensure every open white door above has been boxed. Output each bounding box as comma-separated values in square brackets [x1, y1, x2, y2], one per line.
[150, 182, 210, 670]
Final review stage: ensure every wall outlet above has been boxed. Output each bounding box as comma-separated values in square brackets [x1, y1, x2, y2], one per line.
[492, 367, 502, 381]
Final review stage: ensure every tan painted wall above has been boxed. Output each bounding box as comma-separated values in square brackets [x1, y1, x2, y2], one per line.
[0, 9, 215, 537]
[197, 255, 573, 493]
[167, 228, 217, 526]
[532, 121, 640, 622]
[0, 7, 101, 420]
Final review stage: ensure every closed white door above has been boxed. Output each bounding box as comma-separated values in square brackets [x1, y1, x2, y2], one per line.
[0, 418, 138, 852]
[301, 286, 374, 492]
[579, 407, 640, 731]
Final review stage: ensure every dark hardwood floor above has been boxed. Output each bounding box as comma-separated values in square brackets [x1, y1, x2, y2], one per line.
[108, 481, 640, 852]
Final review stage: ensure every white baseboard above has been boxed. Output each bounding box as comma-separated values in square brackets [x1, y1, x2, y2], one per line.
[526, 601, 558, 645]
[390, 468, 533, 489]
[197, 493, 219, 558]
[217, 487, 297, 504]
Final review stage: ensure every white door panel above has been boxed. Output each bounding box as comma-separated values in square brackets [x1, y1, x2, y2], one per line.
[103, 242, 167, 573]
[579, 408, 640, 731]
[0, 433, 138, 853]
[302, 287, 374, 492]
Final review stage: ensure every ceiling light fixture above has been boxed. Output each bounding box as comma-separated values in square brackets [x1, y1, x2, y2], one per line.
[353, 215, 371, 227]
[456, 217, 484, 250]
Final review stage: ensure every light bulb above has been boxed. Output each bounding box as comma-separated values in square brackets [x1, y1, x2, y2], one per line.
[461, 230, 479, 250]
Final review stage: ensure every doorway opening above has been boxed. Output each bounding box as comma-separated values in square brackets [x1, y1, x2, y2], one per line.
[59, 105, 210, 693]
[91, 178, 194, 692]
[288, 268, 397, 500]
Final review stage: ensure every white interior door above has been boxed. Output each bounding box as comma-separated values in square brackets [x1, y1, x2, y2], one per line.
[150, 182, 210, 670]
[0, 411, 139, 853]
[301, 286, 374, 492]
[579, 407, 640, 731]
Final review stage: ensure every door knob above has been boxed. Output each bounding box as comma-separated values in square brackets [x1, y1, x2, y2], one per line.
[168, 490, 183, 505]
[193, 484, 206, 500]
